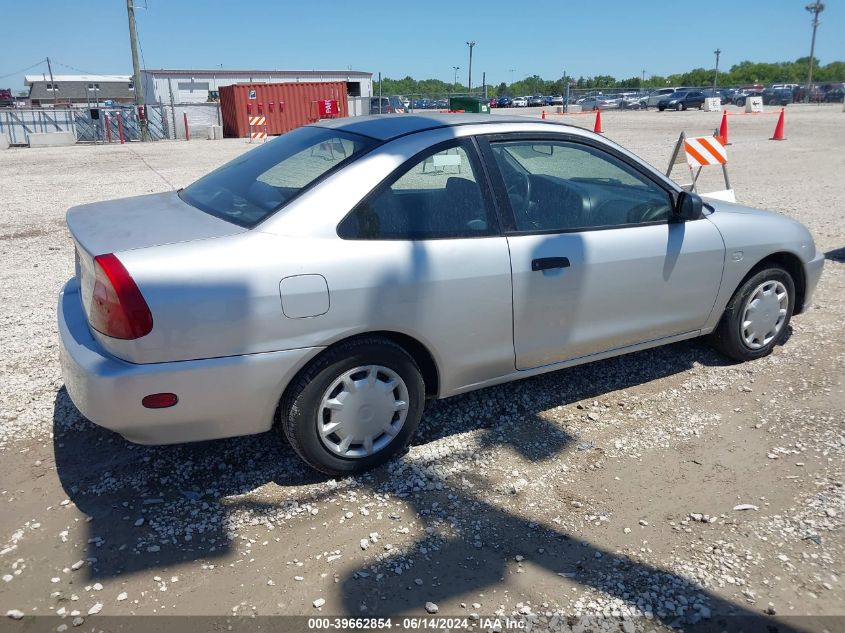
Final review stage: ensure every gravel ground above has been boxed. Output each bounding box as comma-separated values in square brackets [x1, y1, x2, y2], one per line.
[0, 104, 843, 632]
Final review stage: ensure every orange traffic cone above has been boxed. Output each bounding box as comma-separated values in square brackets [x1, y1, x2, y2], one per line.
[771, 108, 786, 141]
[594, 109, 603, 134]
[541, 110, 546, 120]
[718, 110, 730, 145]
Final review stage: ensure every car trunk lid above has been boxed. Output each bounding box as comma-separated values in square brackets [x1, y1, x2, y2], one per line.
[67, 191, 247, 258]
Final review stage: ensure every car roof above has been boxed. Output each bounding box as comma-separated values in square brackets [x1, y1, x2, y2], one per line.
[311, 113, 560, 141]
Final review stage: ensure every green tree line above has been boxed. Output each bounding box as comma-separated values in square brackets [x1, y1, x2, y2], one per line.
[373, 57, 844, 97]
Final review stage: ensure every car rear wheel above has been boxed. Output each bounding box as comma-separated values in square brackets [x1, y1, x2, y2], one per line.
[280, 337, 425, 476]
[709, 266, 795, 362]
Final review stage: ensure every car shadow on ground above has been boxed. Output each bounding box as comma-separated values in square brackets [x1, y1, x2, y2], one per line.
[824, 247, 845, 263]
[53, 337, 800, 629]
[53, 337, 727, 576]
[338, 340, 806, 631]
[340, 465, 806, 632]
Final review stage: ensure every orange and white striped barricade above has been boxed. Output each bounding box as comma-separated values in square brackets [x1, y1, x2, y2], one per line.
[666, 132, 734, 202]
[248, 115, 267, 143]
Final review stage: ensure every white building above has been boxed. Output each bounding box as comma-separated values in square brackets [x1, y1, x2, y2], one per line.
[141, 68, 373, 105]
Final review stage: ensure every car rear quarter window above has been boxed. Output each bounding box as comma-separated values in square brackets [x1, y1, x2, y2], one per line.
[179, 127, 375, 228]
[338, 141, 498, 240]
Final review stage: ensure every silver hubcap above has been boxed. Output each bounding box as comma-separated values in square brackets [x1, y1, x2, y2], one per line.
[741, 280, 789, 350]
[318, 365, 409, 459]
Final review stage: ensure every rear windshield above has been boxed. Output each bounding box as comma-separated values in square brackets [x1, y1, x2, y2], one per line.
[180, 127, 376, 228]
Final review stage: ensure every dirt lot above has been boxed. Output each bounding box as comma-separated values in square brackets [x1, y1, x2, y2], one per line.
[0, 105, 843, 631]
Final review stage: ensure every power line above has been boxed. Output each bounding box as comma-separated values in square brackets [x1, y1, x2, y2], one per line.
[135, 10, 148, 72]
[0, 59, 47, 81]
[52, 59, 103, 76]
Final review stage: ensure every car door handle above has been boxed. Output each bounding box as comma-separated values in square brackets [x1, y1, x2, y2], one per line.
[531, 257, 571, 271]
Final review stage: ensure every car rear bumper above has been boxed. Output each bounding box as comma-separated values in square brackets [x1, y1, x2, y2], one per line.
[58, 279, 320, 445]
[801, 252, 825, 313]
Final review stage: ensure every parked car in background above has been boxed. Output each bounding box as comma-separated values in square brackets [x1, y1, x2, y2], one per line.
[793, 85, 825, 103]
[620, 93, 642, 109]
[701, 88, 729, 105]
[370, 96, 405, 114]
[489, 98, 498, 108]
[763, 88, 794, 106]
[823, 86, 844, 102]
[512, 96, 528, 107]
[658, 90, 705, 111]
[578, 95, 613, 111]
[527, 95, 544, 107]
[58, 114, 824, 475]
[639, 88, 677, 108]
[549, 95, 564, 105]
[718, 88, 738, 104]
[733, 90, 762, 107]
[497, 96, 513, 108]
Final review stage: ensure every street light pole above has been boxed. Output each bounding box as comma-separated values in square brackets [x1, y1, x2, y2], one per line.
[713, 49, 721, 92]
[466, 41, 476, 95]
[805, 2, 825, 102]
[452, 66, 460, 92]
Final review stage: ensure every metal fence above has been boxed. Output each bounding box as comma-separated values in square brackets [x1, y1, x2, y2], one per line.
[0, 105, 169, 145]
[0, 108, 76, 144]
[163, 103, 220, 140]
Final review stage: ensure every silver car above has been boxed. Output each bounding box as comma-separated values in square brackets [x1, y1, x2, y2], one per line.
[58, 114, 824, 475]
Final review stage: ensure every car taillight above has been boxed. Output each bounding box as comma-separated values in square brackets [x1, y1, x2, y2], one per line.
[89, 253, 153, 340]
[142, 393, 178, 409]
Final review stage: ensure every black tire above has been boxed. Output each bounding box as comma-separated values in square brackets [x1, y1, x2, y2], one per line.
[678, 102, 685, 111]
[709, 266, 795, 362]
[280, 337, 425, 476]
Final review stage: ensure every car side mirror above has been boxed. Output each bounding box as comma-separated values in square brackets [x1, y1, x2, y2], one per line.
[675, 190, 704, 221]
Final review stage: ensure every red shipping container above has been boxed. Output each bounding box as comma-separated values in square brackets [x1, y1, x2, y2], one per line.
[219, 81, 348, 138]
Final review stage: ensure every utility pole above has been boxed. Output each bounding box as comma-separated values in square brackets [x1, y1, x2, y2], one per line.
[641, 69, 646, 87]
[46, 56, 57, 105]
[127, 0, 149, 141]
[805, 2, 825, 102]
[713, 49, 721, 92]
[452, 66, 460, 92]
[466, 41, 476, 95]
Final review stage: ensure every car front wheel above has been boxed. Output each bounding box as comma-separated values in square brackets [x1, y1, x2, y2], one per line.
[280, 337, 425, 475]
[709, 266, 795, 362]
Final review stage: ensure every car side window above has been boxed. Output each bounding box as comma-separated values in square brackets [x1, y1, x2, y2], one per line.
[489, 140, 673, 233]
[338, 141, 497, 240]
